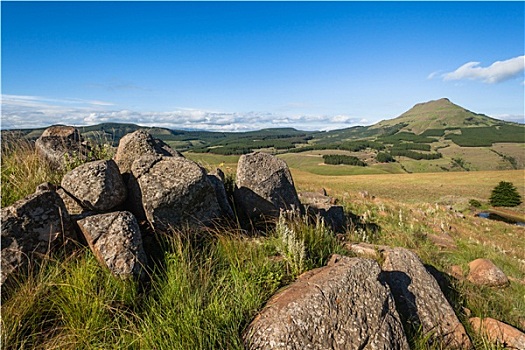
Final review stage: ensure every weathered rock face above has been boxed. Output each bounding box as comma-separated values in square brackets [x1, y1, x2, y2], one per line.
[381, 248, 472, 349]
[208, 169, 234, 219]
[56, 187, 86, 215]
[235, 152, 301, 221]
[128, 155, 221, 231]
[77, 211, 147, 280]
[244, 255, 409, 350]
[113, 129, 182, 174]
[467, 258, 509, 287]
[470, 317, 525, 349]
[1, 183, 74, 288]
[35, 126, 90, 169]
[61, 160, 127, 213]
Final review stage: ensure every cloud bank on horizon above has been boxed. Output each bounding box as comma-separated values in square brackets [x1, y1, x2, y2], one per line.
[2, 94, 523, 131]
[1, 94, 369, 132]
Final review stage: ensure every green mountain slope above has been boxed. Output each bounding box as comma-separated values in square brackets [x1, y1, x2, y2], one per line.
[371, 98, 501, 134]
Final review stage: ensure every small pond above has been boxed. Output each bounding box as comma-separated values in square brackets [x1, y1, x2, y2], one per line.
[476, 212, 525, 227]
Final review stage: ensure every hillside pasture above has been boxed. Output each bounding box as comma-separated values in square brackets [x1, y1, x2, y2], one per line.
[439, 143, 516, 171]
[290, 169, 525, 207]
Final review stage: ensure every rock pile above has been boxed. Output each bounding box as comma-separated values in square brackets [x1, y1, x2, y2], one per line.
[3, 128, 307, 284]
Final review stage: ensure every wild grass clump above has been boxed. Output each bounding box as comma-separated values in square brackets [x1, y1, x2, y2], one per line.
[1, 249, 140, 349]
[1, 134, 115, 207]
[1, 137, 64, 207]
[270, 209, 345, 279]
[139, 230, 286, 349]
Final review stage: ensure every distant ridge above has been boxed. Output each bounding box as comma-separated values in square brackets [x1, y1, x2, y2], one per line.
[371, 98, 501, 134]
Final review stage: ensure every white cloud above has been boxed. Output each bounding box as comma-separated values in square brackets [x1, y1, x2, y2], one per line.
[427, 71, 441, 80]
[1, 94, 369, 131]
[442, 55, 525, 83]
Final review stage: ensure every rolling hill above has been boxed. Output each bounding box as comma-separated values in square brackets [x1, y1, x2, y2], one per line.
[370, 98, 501, 134]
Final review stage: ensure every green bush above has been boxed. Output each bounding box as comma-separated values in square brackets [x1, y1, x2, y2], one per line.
[489, 181, 522, 207]
[376, 152, 395, 163]
[469, 199, 482, 208]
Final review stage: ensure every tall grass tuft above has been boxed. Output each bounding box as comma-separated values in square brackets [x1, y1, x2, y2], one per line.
[1, 136, 64, 207]
[1, 134, 115, 207]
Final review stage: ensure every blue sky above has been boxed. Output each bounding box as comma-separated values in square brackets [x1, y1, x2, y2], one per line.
[2, 1, 524, 131]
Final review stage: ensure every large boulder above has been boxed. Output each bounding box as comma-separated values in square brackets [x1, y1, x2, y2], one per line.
[467, 258, 509, 287]
[469, 317, 525, 349]
[61, 160, 127, 213]
[76, 211, 147, 280]
[234, 152, 301, 222]
[128, 155, 221, 231]
[113, 129, 182, 175]
[244, 255, 409, 350]
[1, 183, 74, 289]
[35, 126, 91, 169]
[381, 248, 472, 349]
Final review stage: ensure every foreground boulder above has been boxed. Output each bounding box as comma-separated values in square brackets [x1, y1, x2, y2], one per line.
[128, 155, 221, 231]
[113, 129, 182, 175]
[467, 258, 509, 287]
[35, 126, 90, 169]
[77, 211, 147, 280]
[235, 152, 301, 222]
[381, 248, 472, 349]
[244, 255, 409, 350]
[1, 183, 74, 288]
[60, 159, 127, 213]
[469, 317, 525, 349]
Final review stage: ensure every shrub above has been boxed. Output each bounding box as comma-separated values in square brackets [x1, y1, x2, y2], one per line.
[489, 181, 522, 207]
[469, 199, 482, 208]
[376, 152, 395, 163]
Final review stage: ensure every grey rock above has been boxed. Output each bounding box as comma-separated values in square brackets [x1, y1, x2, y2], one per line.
[35, 126, 91, 170]
[208, 170, 234, 219]
[298, 191, 344, 231]
[61, 160, 127, 212]
[113, 129, 182, 174]
[1, 183, 74, 288]
[244, 255, 409, 350]
[128, 155, 221, 231]
[467, 258, 509, 287]
[298, 191, 336, 205]
[235, 152, 301, 221]
[306, 204, 345, 232]
[77, 211, 147, 280]
[381, 248, 472, 349]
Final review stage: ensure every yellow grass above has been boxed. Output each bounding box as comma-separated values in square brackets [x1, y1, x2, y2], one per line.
[291, 169, 525, 208]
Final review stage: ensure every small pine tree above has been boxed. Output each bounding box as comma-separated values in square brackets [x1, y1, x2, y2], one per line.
[489, 181, 522, 207]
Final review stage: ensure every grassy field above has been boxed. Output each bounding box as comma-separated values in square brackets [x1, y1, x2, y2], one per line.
[185, 152, 525, 207]
[291, 169, 525, 207]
